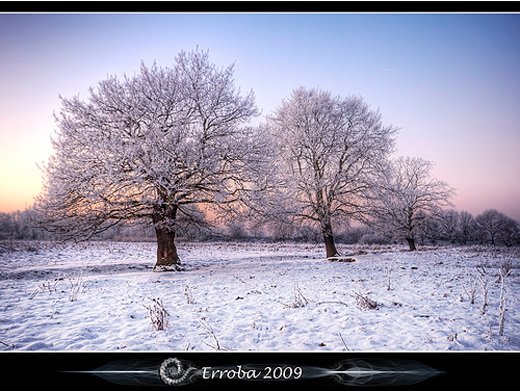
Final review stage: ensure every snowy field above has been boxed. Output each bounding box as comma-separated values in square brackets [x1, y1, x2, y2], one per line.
[0, 240, 518, 351]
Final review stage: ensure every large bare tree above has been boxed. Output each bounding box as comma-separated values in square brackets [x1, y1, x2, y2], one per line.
[368, 156, 454, 251]
[268, 87, 396, 258]
[34, 49, 267, 271]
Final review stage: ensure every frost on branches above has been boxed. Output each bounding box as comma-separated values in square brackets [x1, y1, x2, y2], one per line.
[34, 49, 268, 271]
[268, 88, 396, 258]
[367, 157, 455, 251]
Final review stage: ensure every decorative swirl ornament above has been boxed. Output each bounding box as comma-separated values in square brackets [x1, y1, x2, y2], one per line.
[159, 358, 197, 386]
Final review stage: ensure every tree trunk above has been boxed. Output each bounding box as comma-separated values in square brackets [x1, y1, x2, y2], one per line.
[322, 219, 339, 258]
[152, 206, 183, 271]
[324, 234, 339, 258]
[405, 237, 417, 251]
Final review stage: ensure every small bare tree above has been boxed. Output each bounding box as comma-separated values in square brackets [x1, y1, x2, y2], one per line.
[458, 211, 476, 245]
[367, 157, 454, 251]
[475, 209, 519, 246]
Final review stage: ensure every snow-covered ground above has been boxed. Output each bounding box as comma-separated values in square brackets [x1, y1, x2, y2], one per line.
[0, 241, 518, 351]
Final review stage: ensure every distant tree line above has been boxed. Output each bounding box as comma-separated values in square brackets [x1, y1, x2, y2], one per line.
[228, 207, 520, 247]
[2, 207, 519, 247]
[0, 210, 51, 240]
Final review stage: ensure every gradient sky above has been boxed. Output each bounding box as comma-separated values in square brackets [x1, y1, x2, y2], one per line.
[1, 13, 519, 219]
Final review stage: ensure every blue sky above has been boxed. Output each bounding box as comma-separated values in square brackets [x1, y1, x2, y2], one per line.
[1, 13, 519, 219]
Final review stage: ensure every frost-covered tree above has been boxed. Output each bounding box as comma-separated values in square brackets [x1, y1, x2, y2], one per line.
[0, 210, 45, 240]
[268, 87, 396, 258]
[458, 210, 476, 245]
[368, 157, 454, 251]
[438, 209, 459, 243]
[475, 209, 519, 246]
[34, 49, 268, 270]
[0, 212, 16, 240]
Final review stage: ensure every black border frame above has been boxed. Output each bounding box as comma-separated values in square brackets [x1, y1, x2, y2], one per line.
[1, 351, 518, 389]
[0, 1, 518, 389]
[0, 1, 519, 13]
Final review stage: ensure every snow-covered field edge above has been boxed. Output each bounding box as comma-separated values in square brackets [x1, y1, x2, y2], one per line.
[1, 240, 518, 351]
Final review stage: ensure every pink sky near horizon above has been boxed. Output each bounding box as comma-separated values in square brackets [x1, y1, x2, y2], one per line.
[1, 13, 519, 220]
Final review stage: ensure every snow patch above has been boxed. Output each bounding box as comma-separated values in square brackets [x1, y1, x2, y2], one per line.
[0, 241, 518, 351]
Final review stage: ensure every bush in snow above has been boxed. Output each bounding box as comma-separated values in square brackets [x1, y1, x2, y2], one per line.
[462, 272, 477, 305]
[66, 271, 85, 302]
[476, 267, 489, 315]
[184, 285, 196, 304]
[353, 291, 379, 310]
[199, 318, 223, 350]
[284, 285, 309, 308]
[144, 297, 169, 331]
[226, 221, 247, 241]
[358, 233, 392, 245]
